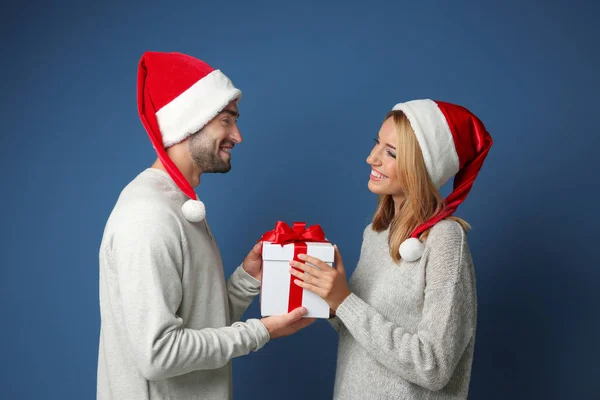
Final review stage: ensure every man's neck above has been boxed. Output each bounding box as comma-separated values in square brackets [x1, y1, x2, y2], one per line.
[151, 157, 201, 188]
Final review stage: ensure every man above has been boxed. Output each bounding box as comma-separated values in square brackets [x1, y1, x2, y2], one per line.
[97, 51, 314, 400]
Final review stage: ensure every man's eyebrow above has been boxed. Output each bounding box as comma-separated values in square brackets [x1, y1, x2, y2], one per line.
[221, 109, 239, 118]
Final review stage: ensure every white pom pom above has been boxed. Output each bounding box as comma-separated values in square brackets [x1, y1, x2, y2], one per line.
[181, 199, 206, 222]
[399, 238, 424, 262]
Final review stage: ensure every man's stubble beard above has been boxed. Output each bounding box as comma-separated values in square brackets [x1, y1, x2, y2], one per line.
[188, 129, 231, 174]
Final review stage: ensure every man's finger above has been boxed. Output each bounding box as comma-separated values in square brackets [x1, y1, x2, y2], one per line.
[334, 245, 345, 273]
[290, 318, 316, 330]
[285, 306, 307, 324]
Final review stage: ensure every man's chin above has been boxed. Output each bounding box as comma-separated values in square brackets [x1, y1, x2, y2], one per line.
[220, 161, 231, 173]
[207, 163, 231, 174]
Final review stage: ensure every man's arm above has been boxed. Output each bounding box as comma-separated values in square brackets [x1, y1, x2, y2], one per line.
[108, 212, 270, 381]
[227, 242, 263, 322]
[227, 263, 261, 323]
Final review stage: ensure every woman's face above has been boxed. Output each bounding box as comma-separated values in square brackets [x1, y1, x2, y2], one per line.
[366, 117, 405, 197]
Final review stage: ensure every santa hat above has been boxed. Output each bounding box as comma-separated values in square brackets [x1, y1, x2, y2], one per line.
[392, 99, 493, 261]
[137, 51, 242, 222]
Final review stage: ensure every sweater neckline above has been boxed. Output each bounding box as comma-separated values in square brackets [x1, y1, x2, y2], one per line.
[143, 167, 185, 194]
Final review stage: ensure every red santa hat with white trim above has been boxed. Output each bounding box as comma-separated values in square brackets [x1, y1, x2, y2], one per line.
[392, 99, 493, 261]
[137, 51, 242, 222]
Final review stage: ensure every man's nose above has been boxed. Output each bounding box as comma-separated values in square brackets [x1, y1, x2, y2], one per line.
[231, 126, 243, 144]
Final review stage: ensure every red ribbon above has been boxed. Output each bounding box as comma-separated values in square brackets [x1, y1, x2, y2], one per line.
[260, 221, 328, 312]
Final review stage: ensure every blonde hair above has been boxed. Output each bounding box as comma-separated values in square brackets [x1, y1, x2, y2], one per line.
[372, 110, 470, 262]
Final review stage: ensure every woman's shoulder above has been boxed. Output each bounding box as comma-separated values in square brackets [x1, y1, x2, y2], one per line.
[423, 219, 472, 288]
[427, 219, 467, 247]
[361, 222, 384, 242]
[362, 223, 374, 238]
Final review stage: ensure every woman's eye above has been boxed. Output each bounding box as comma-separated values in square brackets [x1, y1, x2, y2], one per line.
[387, 151, 396, 159]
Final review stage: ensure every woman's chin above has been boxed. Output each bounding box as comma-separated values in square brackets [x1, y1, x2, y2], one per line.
[368, 180, 385, 194]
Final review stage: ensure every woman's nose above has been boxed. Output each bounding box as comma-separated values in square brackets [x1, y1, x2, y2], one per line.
[367, 149, 379, 165]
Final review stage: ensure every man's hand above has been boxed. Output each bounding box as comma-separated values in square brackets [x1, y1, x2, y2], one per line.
[242, 242, 263, 281]
[261, 307, 316, 339]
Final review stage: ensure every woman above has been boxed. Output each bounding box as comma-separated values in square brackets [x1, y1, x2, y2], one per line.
[289, 99, 492, 399]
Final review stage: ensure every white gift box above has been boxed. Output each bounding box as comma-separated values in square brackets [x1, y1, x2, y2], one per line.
[260, 241, 334, 319]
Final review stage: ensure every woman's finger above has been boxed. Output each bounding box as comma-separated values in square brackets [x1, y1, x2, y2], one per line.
[289, 267, 319, 285]
[293, 278, 325, 298]
[296, 254, 330, 272]
[290, 260, 326, 278]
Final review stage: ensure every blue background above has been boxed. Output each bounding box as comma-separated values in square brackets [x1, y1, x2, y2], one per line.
[1, 0, 598, 398]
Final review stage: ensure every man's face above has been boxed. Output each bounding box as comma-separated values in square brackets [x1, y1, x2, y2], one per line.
[188, 101, 242, 174]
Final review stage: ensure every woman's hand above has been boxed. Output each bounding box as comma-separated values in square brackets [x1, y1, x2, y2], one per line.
[289, 245, 351, 311]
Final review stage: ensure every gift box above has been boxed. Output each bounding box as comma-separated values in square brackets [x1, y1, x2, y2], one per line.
[259, 221, 334, 319]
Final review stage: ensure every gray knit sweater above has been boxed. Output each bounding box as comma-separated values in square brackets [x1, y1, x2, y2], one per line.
[97, 168, 270, 400]
[329, 220, 477, 399]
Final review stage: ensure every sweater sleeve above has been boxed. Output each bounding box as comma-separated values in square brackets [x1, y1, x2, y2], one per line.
[327, 223, 370, 334]
[334, 224, 475, 391]
[107, 210, 270, 381]
[226, 264, 261, 323]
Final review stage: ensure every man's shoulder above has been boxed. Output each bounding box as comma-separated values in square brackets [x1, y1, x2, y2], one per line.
[114, 169, 182, 213]
[101, 170, 185, 244]
[113, 173, 172, 217]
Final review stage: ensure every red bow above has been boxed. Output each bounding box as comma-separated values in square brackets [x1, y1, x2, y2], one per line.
[259, 221, 328, 246]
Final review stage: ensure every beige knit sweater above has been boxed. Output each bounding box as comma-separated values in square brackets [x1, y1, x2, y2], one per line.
[329, 220, 477, 399]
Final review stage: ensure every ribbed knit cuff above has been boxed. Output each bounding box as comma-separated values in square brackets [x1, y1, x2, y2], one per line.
[327, 315, 343, 333]
[245, 318, 271, 350]
[230, 264, 261, 294]
[335, 292, 368, 328]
